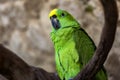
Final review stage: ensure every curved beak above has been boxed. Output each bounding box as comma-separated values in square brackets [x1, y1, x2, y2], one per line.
[50, 17, 60, 30]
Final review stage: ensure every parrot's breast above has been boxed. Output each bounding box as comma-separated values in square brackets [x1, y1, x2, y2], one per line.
[50, 28, 81, 80]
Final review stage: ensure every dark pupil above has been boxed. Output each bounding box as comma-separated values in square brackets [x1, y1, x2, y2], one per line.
[61, 13, 65, 17]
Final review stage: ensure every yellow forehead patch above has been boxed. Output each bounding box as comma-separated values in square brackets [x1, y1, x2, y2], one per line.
[49, 9, 58, 18]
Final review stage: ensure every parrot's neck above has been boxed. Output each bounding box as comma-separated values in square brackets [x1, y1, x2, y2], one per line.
[50, 27, 76, 50]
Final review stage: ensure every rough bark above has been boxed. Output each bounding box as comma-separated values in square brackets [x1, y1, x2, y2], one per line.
[0, 44, 60, 80]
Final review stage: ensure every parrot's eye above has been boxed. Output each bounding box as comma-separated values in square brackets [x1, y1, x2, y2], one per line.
[61, 13, 65, 17]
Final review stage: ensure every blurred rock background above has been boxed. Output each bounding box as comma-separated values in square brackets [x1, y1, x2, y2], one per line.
[0, 0, 119, 80]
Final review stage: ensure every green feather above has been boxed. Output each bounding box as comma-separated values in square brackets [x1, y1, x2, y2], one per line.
[49, 9, 107, 80]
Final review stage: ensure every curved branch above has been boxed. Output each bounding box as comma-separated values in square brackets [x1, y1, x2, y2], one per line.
[73, 0, 118, 80]
[0, 44, 35, 80]
[0, 44, 59, 80]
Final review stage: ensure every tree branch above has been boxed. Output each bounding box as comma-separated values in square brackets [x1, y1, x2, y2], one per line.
[73, 0, 118, 80]
[0, 44, 59, 80]
[0, 44, 34, 80]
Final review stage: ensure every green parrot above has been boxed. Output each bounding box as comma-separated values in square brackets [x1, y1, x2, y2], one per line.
[49, 9, 107, 80]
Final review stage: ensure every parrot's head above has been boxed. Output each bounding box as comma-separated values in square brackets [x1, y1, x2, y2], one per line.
[49, 9, 80, 31]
